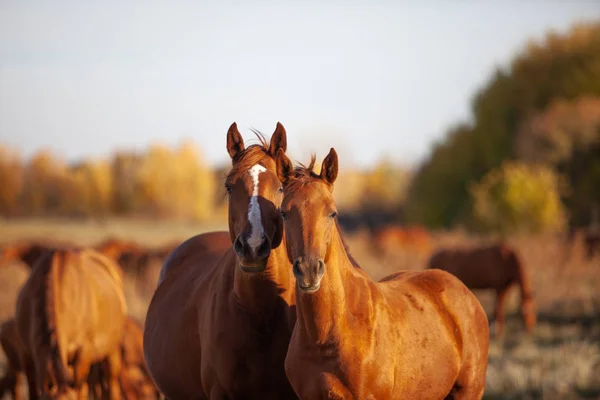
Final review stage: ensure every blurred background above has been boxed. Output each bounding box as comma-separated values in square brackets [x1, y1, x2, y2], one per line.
[1, 1, 600, 399]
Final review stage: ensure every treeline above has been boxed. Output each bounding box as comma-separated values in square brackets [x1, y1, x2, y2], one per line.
[0, 143, 410, 222]
[405, 21, 600, 233]
[0, 142, 216, 220]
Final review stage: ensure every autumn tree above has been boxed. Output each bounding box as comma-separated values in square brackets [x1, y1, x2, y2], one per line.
[406, 22, 600, 229]
[21, 150, 69, 216]
[470, 161, 567, 234]
[0, 145, 24, 217]
[516, 96, 600, 227]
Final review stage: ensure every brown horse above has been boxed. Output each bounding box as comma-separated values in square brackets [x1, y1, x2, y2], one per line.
[15, 247, 127, 399]
[371, 224, 433, 256]
[426, 244, 536, 335]
[276, 149, 489, 399]
[0, 317, 153, 400]
[0, 319, 25, 399]
[144, 122, 297, 399]
[0, 241, 66, 269]
[94, 238, 150, 275]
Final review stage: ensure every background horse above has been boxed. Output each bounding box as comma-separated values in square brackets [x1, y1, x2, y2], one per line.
[143, 122, 297, 399]
[426, 244, 536, 335]
[16, 247, 127, 399]
[276, 149, 489, 399]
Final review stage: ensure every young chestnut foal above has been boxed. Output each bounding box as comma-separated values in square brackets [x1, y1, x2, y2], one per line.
[276, 149, 490, 400]
[144, 123, 297, 399]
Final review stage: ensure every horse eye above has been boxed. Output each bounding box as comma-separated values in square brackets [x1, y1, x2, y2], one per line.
[225, 184, 232, 193]
[278, 186, 283, 193]
[329, 211, 338, 219]
[280, 210, 288, 219]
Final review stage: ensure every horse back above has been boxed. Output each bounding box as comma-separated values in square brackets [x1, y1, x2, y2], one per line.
[427, 245, 518, 289]
[54, 249, 127, 360]
[158, 231, 231, 286]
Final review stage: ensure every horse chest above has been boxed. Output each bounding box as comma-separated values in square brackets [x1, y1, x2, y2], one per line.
[203, 314, 292, 398]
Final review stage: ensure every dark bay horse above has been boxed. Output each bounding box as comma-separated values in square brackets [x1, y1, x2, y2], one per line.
[276, 149, 489, 399]
[143, 122, 297, 399]
[426, 244, 536, 335]
[16, 248, 127, 399]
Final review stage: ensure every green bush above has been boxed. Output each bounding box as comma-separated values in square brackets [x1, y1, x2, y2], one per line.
[470, 162, 567, 234]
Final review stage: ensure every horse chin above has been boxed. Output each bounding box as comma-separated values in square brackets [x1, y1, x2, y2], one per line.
[238, 260, 268, 273]
[297, 282, 321, 294]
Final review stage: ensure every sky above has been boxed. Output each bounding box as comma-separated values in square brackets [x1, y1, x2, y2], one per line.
[1, 1, 599, 169]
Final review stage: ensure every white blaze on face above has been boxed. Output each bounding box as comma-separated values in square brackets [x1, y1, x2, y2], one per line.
[247, 164, 267, 252]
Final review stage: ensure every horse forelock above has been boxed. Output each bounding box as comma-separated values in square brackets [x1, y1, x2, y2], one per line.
[285, 154, 323, 194]
[226, 131, 272, 182]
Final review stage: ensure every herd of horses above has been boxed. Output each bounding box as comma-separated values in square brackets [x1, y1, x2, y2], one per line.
[0, 239, 169, 399]
[0, 121, 592, 399]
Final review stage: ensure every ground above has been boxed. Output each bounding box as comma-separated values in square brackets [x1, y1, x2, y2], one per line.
[0, 218, 598, 400]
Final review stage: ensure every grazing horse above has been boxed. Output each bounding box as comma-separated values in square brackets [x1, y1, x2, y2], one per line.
[372, 224, 432, 256]
[426, 244, 536, 335]
[0, 319, 25, 399]
[144, 122, 297, 399]
[0, 241, 66, 269]
[95, 238, 148, 275]
[276, 149, 489, 400]
[15, 247, 127, 399]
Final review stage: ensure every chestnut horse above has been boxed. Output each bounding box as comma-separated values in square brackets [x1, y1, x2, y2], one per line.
[276, 149, 489, 399]
[16, 247, 127, 399]
[144, 122, 297, 399]
[371, 224, 432, 256]
[426, 244, 536, 335]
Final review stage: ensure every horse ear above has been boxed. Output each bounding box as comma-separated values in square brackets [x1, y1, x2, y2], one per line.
[276, 148, 293, 185]
[269, 122, 287, 157]
[226, 122, 245, 161]
[320, 148, 338, 185]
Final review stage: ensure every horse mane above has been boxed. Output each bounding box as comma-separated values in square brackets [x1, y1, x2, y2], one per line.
[335, 219, 362, 270]
[226, 130, 271, 181]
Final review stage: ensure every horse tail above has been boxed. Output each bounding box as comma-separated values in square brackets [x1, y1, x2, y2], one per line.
[44, 251, 70, 390]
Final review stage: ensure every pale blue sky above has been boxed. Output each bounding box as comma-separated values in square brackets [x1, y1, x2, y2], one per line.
[1, 1, 599, 169]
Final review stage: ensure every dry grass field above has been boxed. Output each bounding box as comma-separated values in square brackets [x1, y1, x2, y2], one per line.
[0, 218, 599, 399]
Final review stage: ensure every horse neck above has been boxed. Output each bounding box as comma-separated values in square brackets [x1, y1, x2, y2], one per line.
[232, 236, 293, 313]
[295, 226, 356, 344]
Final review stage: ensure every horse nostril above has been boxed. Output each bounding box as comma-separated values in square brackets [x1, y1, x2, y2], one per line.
[257, 237, 271, 259]
[234, 236, 244, 256]
[293, 259, 302, 276]
[317, 259, 325, 275]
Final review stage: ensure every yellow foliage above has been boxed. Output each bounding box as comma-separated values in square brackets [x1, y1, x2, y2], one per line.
[470, 161, 567, 234]
[0, 145, 24, 216]
[134, 141, 215, 221]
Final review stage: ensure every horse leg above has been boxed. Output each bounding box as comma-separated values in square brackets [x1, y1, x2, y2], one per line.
[492, 286, 510, 336]
[72, 359, 91, 400]
[24, 358, 39, 400]
[105, 350, 123, 400]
